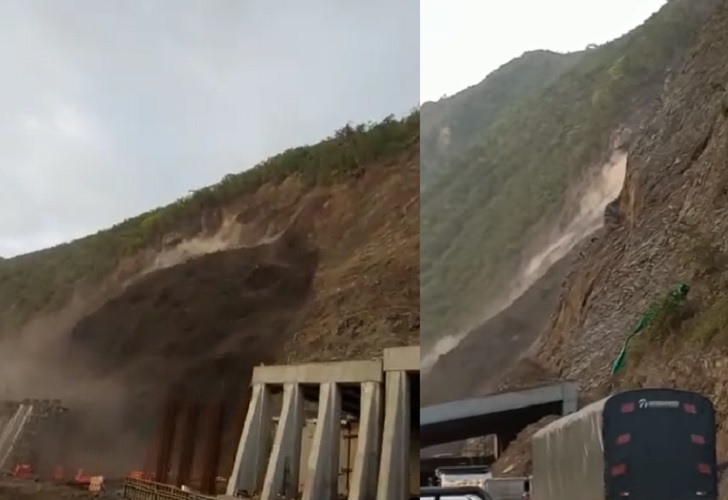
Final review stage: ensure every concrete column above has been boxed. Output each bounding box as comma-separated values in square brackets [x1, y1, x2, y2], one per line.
[261, 383, 304, 500]
[302, 383, 342, 500]
[376, 372, 410, 500]
[348, 381, 382, 500]
[562, 383, 578, 414]
[226, 384, 272, 496]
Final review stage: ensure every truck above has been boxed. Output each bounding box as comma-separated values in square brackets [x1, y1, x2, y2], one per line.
[436, 465, 491, 488]
[531, 388, 718, 500]
[419, 485, 493, 500]
[425, 466, 528, 500]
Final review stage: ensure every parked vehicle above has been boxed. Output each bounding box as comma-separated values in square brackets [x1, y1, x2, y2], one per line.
[436, 465, 491, 488]
[424, 466, 528, 500]
[419, 485, 493, 500]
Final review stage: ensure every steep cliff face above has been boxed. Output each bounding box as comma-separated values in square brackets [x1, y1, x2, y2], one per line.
[536, 0, 728, 465]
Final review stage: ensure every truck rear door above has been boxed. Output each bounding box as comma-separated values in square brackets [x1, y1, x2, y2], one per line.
[603, 389, 717, 500]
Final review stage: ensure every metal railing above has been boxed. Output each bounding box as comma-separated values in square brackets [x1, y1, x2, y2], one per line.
[122, 478, 217, 500]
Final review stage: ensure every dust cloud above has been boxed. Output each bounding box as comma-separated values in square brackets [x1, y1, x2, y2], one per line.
[0, 204, 318, 478]
[422, 150, 627, 373]
[0, 292, 149, 478]
[143, 214, 244, 274]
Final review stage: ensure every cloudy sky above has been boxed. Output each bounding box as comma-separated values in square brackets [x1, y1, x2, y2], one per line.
[0, 0, 419, 257]
[421, 0, 667, 102]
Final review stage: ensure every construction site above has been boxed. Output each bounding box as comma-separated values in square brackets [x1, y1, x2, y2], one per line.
[0, 346, 420, 500]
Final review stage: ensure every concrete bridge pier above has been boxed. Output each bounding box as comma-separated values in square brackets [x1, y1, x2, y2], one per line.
[260, 383, 304, 499]
[347, 381, 382, 500]
[226, 359, 384, 499]
[376, 346, 420, 500]
[301, 383, 341, 500]
[228, 383, 272, 493]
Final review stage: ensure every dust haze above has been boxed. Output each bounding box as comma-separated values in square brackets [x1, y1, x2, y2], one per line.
[0, 295, 149, 477]
[422, 150, 628, 372]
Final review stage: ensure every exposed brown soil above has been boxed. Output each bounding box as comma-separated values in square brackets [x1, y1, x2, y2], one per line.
[489, 415, 559, 478]
[59, 229, 319, 474]
[67, 231, 318, 401]
[10, 148, 420, 480]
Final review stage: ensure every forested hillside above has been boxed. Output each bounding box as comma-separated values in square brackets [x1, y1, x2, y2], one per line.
[420, 0, 719, 347]
[421, 50, 583, 188]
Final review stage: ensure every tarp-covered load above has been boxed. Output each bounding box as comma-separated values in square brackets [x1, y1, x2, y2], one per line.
[532, 397, 606, 500]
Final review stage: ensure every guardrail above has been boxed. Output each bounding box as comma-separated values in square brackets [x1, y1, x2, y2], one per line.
[122, 478, 217, 500]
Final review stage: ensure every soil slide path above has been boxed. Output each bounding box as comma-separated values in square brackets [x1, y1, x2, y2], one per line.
[1, 151, 420, 480]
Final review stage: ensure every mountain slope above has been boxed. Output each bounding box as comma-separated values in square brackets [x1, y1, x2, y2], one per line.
[0, 111, 419, 476]
[484, 0, 728, 485]
[538, 0, 728, 401]
[421, 50, 583, 187]
[0, 113, 417, 332]
[420, 0, 720, 349]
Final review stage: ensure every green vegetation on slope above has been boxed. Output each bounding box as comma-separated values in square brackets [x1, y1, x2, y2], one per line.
[420, 0, 720, 346]
[421, 50, 583, 188]
[626, 225, 728, 369]
[0, 111, 419, 331]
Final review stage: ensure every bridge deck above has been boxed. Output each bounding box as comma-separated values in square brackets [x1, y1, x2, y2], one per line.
[420, 382, 578, 447]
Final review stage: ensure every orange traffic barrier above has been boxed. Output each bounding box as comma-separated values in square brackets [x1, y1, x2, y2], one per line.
[13, 464, 32, 478]
[74, 468, 91, 485]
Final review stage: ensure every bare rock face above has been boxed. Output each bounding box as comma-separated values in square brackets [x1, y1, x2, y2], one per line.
[536, 0, 728, 468]
[604, 198, 623, 229]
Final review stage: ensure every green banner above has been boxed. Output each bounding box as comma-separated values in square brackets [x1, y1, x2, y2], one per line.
[610, 283, 689, 376]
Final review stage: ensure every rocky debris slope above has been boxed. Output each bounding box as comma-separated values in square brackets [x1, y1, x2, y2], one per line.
[69, 149, 419, 477]
[422, 254, 576, 406]
[489, 416, 560, 478]
[535, 0, 728, 471]
[461, 0, 728, 480]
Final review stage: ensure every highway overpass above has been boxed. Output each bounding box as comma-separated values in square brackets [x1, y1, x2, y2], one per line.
[420, 382, 578, 453]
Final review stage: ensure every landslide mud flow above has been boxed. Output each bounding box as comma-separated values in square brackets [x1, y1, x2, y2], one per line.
[0, 138, 418, 485]
[422, 251, 576, 406]
[63, 230, 317, 465]
[69, 231, 316, 392]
